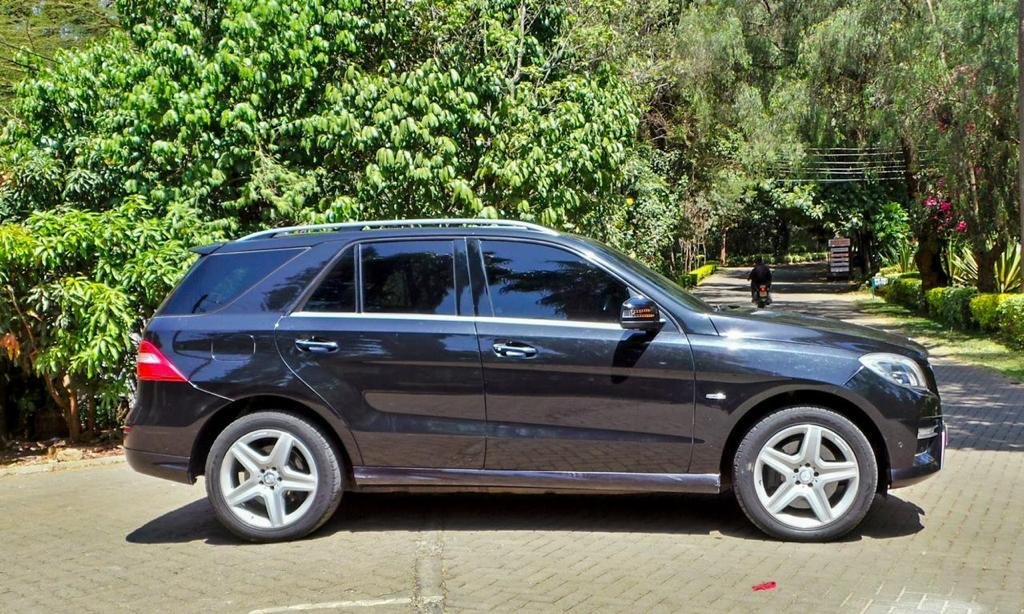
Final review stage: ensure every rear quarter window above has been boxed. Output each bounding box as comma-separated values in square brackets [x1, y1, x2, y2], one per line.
[160, 248, 303, 315]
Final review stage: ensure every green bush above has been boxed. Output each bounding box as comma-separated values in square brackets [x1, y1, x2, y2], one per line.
[970, 293, 1013, 331]
[727, 251, 826, 267]
[680, 263, 717, 287]
[996, 295, 1024, 347]
[884, 277, 923, 310]
[925, 287, 978, 329]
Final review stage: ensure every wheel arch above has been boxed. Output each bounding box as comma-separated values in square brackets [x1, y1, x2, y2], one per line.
[718, 389, 890, 493]
[188, 394, 359, 486]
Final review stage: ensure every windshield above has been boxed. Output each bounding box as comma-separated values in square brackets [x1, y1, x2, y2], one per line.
[576, 237, 714, 313]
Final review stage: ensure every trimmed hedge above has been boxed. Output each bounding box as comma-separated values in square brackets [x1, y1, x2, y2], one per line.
[970, 293, 1013, 331]
[925, 287, 978, 329]
[726, 251, 828, 267]
[680, 263, 717, 287]
[877, 279, 1024, 348]
[997, 295, 1024, 347]
[881, 276, 923, 310]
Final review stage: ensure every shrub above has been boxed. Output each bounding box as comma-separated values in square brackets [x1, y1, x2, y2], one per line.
[996, 295, 1024, 347]
[680, 263, 717, 287]
[925, 287, 978, 329]
[726, 251, 826, 267]
[885, 277, 923, 310]
[970, 293, 1013, 331]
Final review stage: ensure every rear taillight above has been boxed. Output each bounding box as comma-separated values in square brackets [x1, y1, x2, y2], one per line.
[137, 339, 188, 382]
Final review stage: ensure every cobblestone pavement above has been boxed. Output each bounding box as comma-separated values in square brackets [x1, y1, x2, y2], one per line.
[2, 264, 1023, 613]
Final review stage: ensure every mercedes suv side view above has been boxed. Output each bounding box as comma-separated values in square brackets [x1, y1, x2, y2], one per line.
[125, 219, 944, 542]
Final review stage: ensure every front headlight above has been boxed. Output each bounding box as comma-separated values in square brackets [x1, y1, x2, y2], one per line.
[859, 353, 928, 389]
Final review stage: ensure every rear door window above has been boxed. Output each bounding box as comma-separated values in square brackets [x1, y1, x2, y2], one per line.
[161, 248, 302, 315]
[304, 247, 356, 313]
[360, 240, 456, 315]
[479, 240, 629, 323]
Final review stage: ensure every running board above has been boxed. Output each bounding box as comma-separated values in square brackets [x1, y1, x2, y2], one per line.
[352, 467, 721, 494]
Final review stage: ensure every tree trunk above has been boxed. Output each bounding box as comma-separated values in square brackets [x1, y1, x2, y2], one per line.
[43, 375, 81, 442]
[66, 391, 80, 443]
[86, 396, 97, 438]
[915, 232, 949, 290]
[719, 228, 728, 265]
[856, 230, 872, 276]
[0, 374, 7, 441]
[902, 136, 947, 289]
[975, 241, 1006, 293]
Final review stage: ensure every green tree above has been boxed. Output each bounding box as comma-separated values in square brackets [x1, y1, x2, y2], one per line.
[0, 0, 639, 437]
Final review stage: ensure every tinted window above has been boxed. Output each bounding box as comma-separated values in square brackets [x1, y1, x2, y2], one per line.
[305, 247, 356, 312]
[161, 249, 302, 315]
[481, 241, 630, 322]
[361, 241, 456, 315]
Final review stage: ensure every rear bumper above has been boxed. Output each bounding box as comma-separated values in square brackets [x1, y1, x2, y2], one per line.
[890, 420, 945, 489]
[125, 448, 193, 484]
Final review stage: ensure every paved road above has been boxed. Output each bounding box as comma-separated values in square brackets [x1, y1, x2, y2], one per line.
[2, 264, 1023, 613]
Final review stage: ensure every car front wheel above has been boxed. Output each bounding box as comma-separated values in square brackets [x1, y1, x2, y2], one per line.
[733, 406, 878, 541]
[205, 411, 344, 542]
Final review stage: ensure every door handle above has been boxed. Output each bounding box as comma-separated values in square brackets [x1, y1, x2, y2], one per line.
[492, 342, 537, 359]
[295, 338, 339, 354]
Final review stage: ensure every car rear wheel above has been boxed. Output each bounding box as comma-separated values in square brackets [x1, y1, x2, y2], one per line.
[733, 406, 878, 541]
[205, 411, 344, 542]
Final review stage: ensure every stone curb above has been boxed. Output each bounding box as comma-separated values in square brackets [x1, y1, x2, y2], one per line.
[0, 454, 126, 478]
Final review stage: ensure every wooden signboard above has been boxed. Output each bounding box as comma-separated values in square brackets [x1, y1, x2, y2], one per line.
[828, 237, 851, 279]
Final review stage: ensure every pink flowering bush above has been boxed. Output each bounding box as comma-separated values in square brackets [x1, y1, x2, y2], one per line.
[921, 192, 967, 235]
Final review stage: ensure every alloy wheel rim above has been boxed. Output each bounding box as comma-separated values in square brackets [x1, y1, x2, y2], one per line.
[753, 424, 860, 529]
[218, 428, 319, 530]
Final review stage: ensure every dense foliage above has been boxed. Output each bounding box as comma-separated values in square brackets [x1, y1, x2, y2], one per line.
[1, 0, 641, 437]
[925, 286, 979, 329]
[879, 278, 1024, 348]
[878, 276, 924, 311]
[970, 293, 1014, 331]
[0, 0, 1021, 438]
[996, 295, 1024, 346]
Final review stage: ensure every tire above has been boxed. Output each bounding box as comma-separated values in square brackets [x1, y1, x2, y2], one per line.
[205, 411, 344, 542]
[733, 406, 878, 542]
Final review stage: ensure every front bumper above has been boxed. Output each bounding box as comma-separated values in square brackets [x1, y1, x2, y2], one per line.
[125, 448, 193, 484]
[890, 419, 945, 489]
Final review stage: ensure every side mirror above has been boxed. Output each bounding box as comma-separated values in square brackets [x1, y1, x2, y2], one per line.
[620, 296, 662, 331]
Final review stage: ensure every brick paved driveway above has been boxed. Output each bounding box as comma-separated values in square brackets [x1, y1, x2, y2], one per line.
[2, 264, 1023, 613]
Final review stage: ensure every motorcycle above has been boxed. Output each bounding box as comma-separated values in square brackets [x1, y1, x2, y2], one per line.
[755, 284, 772, 309]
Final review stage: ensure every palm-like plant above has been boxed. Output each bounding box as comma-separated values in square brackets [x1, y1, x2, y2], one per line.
[883, 242, 916, 274]
[994, 243, 1021, 293]
[945, 244, 978, 287]
[945, 242, 1021, 291]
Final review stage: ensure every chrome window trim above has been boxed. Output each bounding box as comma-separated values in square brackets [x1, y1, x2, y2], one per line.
[288, 311, 627, 330]
[290, 234, 681, 333]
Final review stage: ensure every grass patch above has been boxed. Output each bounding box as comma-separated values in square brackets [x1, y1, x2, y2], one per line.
[856, 296, 1024, 383]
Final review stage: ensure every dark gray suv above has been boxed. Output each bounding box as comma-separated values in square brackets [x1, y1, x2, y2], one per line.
[125, 219, 944, 542]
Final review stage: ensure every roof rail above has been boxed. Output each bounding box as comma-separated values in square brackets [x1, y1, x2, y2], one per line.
[237, 218, 558, 241]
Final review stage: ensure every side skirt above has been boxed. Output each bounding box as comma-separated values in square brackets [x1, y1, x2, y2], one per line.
[351, 467, 721, 495]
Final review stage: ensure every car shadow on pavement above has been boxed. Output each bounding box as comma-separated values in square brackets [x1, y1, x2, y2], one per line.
[126, 491, 923, 545]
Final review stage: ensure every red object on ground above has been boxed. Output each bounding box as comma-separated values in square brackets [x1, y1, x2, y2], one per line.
[752, 581, 777, 592]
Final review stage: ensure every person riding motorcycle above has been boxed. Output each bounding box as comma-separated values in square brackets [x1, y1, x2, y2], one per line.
[747, 257, 772, 305]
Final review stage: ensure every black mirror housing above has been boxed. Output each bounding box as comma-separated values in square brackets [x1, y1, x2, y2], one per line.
[620, 296, 662, 331]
